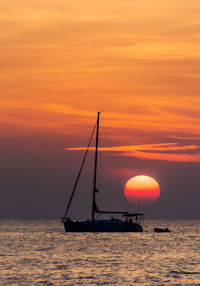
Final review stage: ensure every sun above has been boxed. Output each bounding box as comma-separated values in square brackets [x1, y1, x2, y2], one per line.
[124, 175, 160, 206]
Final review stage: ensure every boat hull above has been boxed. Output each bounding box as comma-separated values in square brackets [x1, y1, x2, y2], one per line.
[63, 220, 143, 232]
[154, 227, 171, 233]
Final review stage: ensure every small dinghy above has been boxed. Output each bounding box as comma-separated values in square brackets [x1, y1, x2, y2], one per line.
[154, 227, 171, 233]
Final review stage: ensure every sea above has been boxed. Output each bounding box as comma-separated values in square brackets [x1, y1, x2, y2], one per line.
[0, 220, 199, 285]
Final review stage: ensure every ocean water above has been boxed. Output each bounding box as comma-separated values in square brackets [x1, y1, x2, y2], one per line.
[0, 220, 200, 285]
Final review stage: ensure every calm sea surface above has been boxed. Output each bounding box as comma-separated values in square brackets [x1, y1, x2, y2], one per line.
[0, 220, 199, 285]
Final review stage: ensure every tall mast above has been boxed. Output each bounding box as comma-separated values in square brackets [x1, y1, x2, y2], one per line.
[92, 112, 100, 221]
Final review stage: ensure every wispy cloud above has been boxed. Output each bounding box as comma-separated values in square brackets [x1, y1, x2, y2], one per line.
[169, 135, 200, 141]
[65, 142, 198, 152]
[65, 142, 200, 162]
[129, 151, 200, 162]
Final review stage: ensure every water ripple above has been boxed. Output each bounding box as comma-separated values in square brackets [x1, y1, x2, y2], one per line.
[0, 219, 200, 285]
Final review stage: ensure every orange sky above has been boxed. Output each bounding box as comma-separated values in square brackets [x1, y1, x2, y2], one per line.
[1, 0, 200, 162]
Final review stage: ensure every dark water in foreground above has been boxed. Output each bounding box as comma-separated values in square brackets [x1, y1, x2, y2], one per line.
[0, 220, 200, 285]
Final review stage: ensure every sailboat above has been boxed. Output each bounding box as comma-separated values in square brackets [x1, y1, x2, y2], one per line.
[62, 112, 144, 232]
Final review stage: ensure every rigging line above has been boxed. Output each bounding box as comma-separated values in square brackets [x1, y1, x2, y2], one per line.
[98, 121, 104, 211]
[99, 123, 102, 192]
[69, 204, 89, 218]
[63, 121, 97, 219]
[101, 120, 136, 213]
[102, 131, 123, 195]
[101, 121, 124, 193]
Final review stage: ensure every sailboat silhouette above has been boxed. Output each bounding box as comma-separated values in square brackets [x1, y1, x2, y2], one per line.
[62, 112, 144, 232]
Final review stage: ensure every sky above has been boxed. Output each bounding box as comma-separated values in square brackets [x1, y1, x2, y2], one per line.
[1, 0, 200, 219]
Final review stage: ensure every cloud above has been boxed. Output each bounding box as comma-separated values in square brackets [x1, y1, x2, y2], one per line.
[1, 0, 200, 143]
[65, 142, 200, 162]
[66, 142, 199, 152]
[169, 135, 200, 141]
[123, 150, 200, 163]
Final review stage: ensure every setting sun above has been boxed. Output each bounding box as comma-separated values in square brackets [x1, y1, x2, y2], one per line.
[124, 175, 160, 206]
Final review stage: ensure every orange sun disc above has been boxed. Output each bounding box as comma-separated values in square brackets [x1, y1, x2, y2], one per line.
[124, 175, 160, 206]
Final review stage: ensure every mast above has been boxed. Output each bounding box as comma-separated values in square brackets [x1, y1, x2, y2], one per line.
[92, 112, 100, 221]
